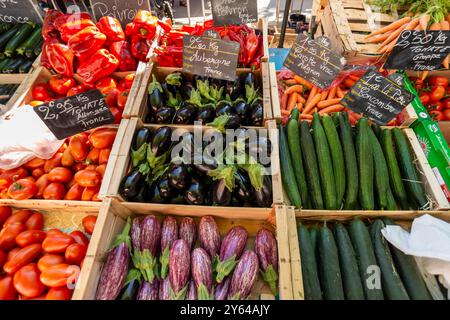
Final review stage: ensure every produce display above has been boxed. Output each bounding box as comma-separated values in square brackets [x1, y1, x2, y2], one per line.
[146, 71, 264, 126]
[0, 22, 41, 74]
[0, 84, 19, 106]
[119, 126, 273, 207]
[280, 111, 429, 210]
[0, 206, 96, 300]
[0, 128, 116, 201]
[95, 215, 278, 300]
[298, 218, 432, 300]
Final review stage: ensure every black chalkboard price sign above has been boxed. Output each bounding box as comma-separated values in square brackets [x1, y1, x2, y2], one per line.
[89, 0, 151, 25]
[283, 34, 345, 89]
[211, 0, 258, 26]
[340, 69, 414, 125]
[0, 0, 43, 24]
[385, 30, 450, 71]
[33, 90, 115, 140]
[183, 35, 240, 82]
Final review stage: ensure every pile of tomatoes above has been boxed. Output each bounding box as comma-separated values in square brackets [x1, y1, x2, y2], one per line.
[412, 75, 450, 121]
[0, 127, 117, 201]
[0, 207, 97, 300]
[30, 73, 136, 124]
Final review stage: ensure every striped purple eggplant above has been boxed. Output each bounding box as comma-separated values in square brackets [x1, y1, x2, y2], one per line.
[198, 216, 220, 259]
[137, 280, 159, 300]
[229, 250, 259, 300]
[95, 218, 132, 300]
[191, 248, 213, 300]
[216, 226, 248, 283]
[255, 228, 278, 295]
[214, 277, 230, 300]
[131, 217, 142, 251]
[159, 276, 171, 300]
[179, 217, 196, 250]
[169, 239, 190, 300]
[185, 280, 197, 300]
[140, 215, 161, 282]
[160, 216, 178, 279]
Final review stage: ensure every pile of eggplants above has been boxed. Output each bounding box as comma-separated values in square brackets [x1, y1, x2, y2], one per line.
[95, 215, 279, 300]
[146, 71, 264, 127]
[119, 125, 273, 207]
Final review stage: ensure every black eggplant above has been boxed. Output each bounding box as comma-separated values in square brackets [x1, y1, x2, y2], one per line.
[181, 81, 195, 100]
[158, 173, 176, 200]
[149, 182, 167, 204]
[250, 101, 263, 126]
[132, 184, 150, 203]
[155, 106, 175, 124]
[148, 75, 166, 112]
[119, 170, 145, 200]
[151, 126, 172, 157]
[216, 101, 235, 114]
[133, 128, 152, 150]
[168, 164, 190, 190]
[165, 72, 183, 93]
[225, 78, 242, 101]
[212, 179, 232, 206]
[179, 132, 196, 156]
[174, 105, 197, 124]
[234, 99, 251, 125]
[191, 154, 218, 174]
[184, 178, 206, 205]
[171, 193, 186, 204]
[224, 114, 240, 129]
[233, 170, 252, 203]
[119, 278, 140, 300]
[247, 136, 272, 160]
[240, 72, 258, 90]
[253, 175, 273, 207]
[196, 105, 215, 123]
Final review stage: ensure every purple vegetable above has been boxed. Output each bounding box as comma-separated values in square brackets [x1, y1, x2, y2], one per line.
[191, 248, 213, 300]
[179, 217, 196, 250]
[159, 276, 171, 300]
[229, 250, 259, 300]
[185, 280, 197, 300]
[198, 216, 220, 259]
[169, 239, 191, 300]
[255, 228, 278, 295]
[214, 277, 230, 300]
[160, 216, 178, 279]
[216, 226, 248, 283]
[140, 215, 161, 282]
[95, 218, 132, 300]
[137, 280, 159, 300]
[131, 217, 142, 252]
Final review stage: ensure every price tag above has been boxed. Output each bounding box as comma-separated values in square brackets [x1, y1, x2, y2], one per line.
[33, 90, 115, 140]
[385, 30, 450, 71]
[183, 35, 240, 82]
[89, 0, 151, 25]
[283, 34, 345, 89]
[0, 0, 43, 24]
[340, 69, 414, 125]
[210, 0, 258, 26]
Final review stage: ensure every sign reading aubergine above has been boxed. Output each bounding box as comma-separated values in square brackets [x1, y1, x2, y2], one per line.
[0, 0, 43, 24]
[89, 0, 150, 25]
[210, 0, 258, 26]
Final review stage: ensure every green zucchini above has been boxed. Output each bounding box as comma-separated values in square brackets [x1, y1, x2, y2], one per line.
[348, 219, 384, 300]
[17, 26, 42, 57]
[0, 24, 21, 50]
[279, 125, 302, 208]
[386, 186, 399, 210]
[18, 60, 33, 73]
[383, 218, 432, 300]
[34, 37, 43, 57]
[287, 109, 309, 207]
[4, 22, 35, 57]
[322, 113, 346, 209]
[309, 225, 318, 256]
[356, 118, 374, 210]
[370, 219, 409, 300]
[334, 222, 365, 300]
[371, 123, 382, 140]
[312, 113, 337, 209]
[300, 121, 324, 209]
[382, 129, 409, 209]
[368, 126, 389, 209]
[0, 59, 9, 72]
[2, 57, 25, 73]
[298, 224, 322, 300]
[392, 128, 428, 209]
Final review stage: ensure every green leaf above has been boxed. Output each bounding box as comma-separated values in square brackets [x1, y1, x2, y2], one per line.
[245, 83, 259, 105]
[197, 283, 213, 300]
[244, 163, 265, 191]
[186, 88, 203, 107]
[208, 114, 231, 133]
[166, 91, 180, 108]
[146, 145, 169, 169]
[260, 264, 278, 295]
[110, 217, 132, 251]
[141, 249, 157, 283]
[208, 165, 237, 191]
[196, 79, 215, 102]
[169, 283, 188, 300]
[123, 268, 143, 287]
[148, 74, 163, 94]
[159, 245, 170, 279]
[215, 254, 238, 283]
[131, 143, 147, 168]
[138, 162, 151, 176]
[165, 72, 182, 87]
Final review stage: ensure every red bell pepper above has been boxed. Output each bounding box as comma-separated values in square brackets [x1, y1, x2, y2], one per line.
[157, 17, 173, 34]
[249, 35, 263, 69]
[227, 29, 246, 66]
[54, 13, 96, 43]
[95, 77, 118, 90]
[67, 26, 106, 59]
[67, 84, 89, 97]
[109, 41, 137, 72]
[120, 73, 136, 90]
[42, 9, 63, 41]
[244, 28, 259, 65]
[131, 36, 150, 62]
[125, 23, 135, 38]
[41, 38, 59, 70]
[77, 49, 119, 84]
[96, 16, 125, 44]
[132, 10, 157, 39]
[46, 43, 74, 77]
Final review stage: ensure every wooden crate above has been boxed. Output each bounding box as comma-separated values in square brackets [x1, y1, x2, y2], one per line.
[74, 200, 294, 300]
[269, 33, 299, 49]
[314, 0, 400, 57]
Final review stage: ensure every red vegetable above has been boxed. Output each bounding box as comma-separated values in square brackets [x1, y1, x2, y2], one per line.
[96, 16, 125, 43]
[185, 280, 197, 300]
[40, 263, 80, 288]
[7, 179, 37, 200]
[77, 49, 119, 84]
[0, 206, 12, 227]
[42, 232, 74, 253]
[132, 10, 157, 39]
[68, 26, 106, 59]
[46, 43, 74, 77]
[158, 275, 171, 300]
[15, 230, 46, 247]
[82, 215, 97, 235]
[131, 36, 149, 62]
[13, 263, 45, 298]
[65, 243, 87, 265]
[109, 41, 137, 72]
[169, 239, 190, 300]
[3, 244, 42, 275]
[0, 223, 26, 251]
[46, 286, 73, 300]
[42, 9, 63, 41]
[0, 275, 17, 300]
[198, 216, 221, 259]
[428, 76, 448, 88]
[32, 83, 53, 101]
[55, 13, 95, 42]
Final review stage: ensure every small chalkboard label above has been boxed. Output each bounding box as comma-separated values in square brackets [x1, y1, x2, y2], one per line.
[283, 34, 345, 89]
[89, 0, 151, 25]
[340, 69, 414, 125]
[0, 0, 43, 24]
[183, 35, 240, 82]
[33, 90, 115, 140]
[385, 30, 450, 71]
[211, 0, 258, 26]
[204, 29, 220, 39]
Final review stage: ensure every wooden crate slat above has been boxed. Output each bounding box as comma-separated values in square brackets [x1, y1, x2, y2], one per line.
[341, 0, 365, 9]
[286, 206, 304, 300]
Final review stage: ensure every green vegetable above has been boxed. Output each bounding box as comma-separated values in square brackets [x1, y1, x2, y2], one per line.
[368, 126, 389, 209]
[0, 59, 10, 72]
[0, 24, 21, 51]
[309, 226, 318, 257]
[34, 37, 43, 57]
[356, 118, 374, 210]
[4, 22, 35, 57]
[17, 26, 41, 57]
[18, 60, 33, 73]
[2, 57, 25, 73]
[386, 186, 399, 210]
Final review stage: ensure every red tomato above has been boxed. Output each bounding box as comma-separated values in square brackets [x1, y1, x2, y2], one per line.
[64, 184, 84, 201]
[35, 174, 50, 199]
[65, 243, 86, 265]
[99, 148, 111, 164]
[88, 128, 117, 149]
[74, 170, 102, 188]
[61, 148, 75, 167]
[419, 92, 430, 106]
[95, 77, 118, 90]
[58, 143, 67, 153]
[95, 164, 106, 177]
[82, 215, 97, 235]
[3, 244, 42, 275]
[44, 152, 63, 173]
[0, 206, 12, 226]
[0, 167, 28, 190]
[109, 106, 122, 124]
[49, 75, 76, 95]
[32, 83, 53, 101]
[31, 168, 45, 179]
[4, 210, 33, 226]
[16, 230, 46, 247]
[81, 186, 100, 201]
[7, 179, 37, 200]
[37, 254, 66, 273]
[48, 167, 73, 183]
[70, 231, 89, 247]
[69, 135, 89, 162]
[40, 264, 80, 288]
[25, 212, 44, 230]
[46, 286, 73, 300]
[428, 101, 444, 112]
[430, 86, 446, 103]
[117, 88, 129, 109]
[13, 263, 46, 298]
[92, 193, 101, 202]
[72, 163, 87, 172]
[0, 276, 17, 300]
[24, 158, 45, 170]
[442, 98, 450, 110]
[42, 233, 74, 253]
[430, 110, 444, 121]
[46, 229, 64, 236]
[66, 84, 88, 97]
[443, 109, 450, 121]
[428, 76, 448, 88]
[0, 223, 25, 251]
[121, 73, 135, 89]
[0, 250, 5, 268]
[101, 86, 119, 108]
[414, 78, 425, 90]
[85, 148, 100, 165]
[43, 182, 66, 200]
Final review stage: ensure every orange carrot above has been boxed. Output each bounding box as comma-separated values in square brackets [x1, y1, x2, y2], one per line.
[287, 92, 298, 111]
[303, 93, 322, 114]
[300, 114, 313, 120]
[419, 14, 430, 31]
[281, 92, 288, 110]
[366, 16, 411, 38]
[297, 94, 306, 104]
[429, 22, 440, 31]
[305, 86, 318, 106]
[378, 37, 398, 54]
[420, 71, 429, 81]
[297, 102, 304, 112]
[281, 109, 291, 116]
[317, 98, 342, 109]
[405, 17, 420, 30]
[441, 21, 449, 68]
[366, 32, 392, 43]
[336, 86, 344, 98]
[319, 104, 345, 115]
[328, 86, 337, 99]
[285, 79, 297, 85]
[320, 90, 329, 101]
[378, 22, 409, 48]
[284, 85, 303, 95]
[294, 75, 313, 89]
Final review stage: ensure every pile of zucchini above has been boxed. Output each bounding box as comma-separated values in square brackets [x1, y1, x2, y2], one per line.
[298, 218, 433, 300]
[279, 110, 429, 210]
[0, 84, 19, 105]
[0, 22, 42, 74]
